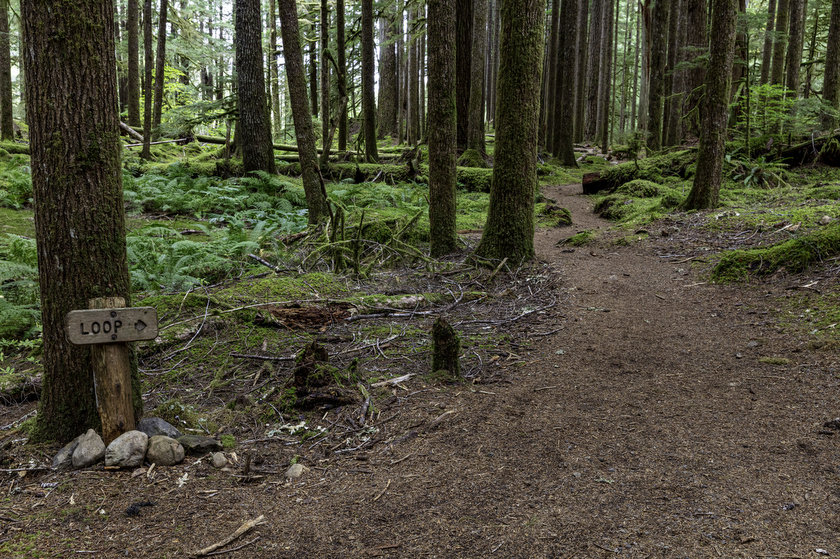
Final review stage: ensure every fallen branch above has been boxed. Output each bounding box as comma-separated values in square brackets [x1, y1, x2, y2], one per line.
[370, 373, 414, 387]
[203, 537, 261, 557]
[119, 121, 144, 142]
[372, 479, 392, 502]
[193, 514, 266, 557]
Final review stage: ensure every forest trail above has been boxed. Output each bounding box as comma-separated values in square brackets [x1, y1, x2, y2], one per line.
[4, 183, 839, 558]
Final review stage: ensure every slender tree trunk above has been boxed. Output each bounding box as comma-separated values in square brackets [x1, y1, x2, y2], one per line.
[803, 0, 820, 98]
[584, 0, 604, 141]
[142, 0, 153, 159]
[22, 0, 140, 442]
[682, 0, 706, 137]
[631, 0, 641, 130]
[574, 0, 589, 142]
[771, 0, 790, 85]
[152, 0, 168, 139]
[467, 0, 488, 153]
[235, 0, 276, 174]
[822, 0, 840, 129]
[664, 0, 682, 146]
[760, 0, 777, 84]
[420, 28, 426, 139]
[337, 0, 348, 150]
[428, 0, 458, 256]
[278, 0, 328, 222]
[485, 0, 496, 126]
[684, 0, 736, 210]
[127, 0, 141, 126]
[619, 0, 633, 136]
[544, 0, 560, 151]
[361, 0, 378, 161]
[456, 0, 473, 151]
[409, 9, 421, 144]
[319, 0, 331, 163]
[784, 0, 805, 96]
[270, 0, 281, 139]
[599, 0, 614, 151]
[557, 0, 580, 164]
[475, 0, 546, 262]
[490, 0, 501, 125]
[378, 9, 398, 139]
[647, 0, 670, 151]
[309, 21, 318, 117]
[0, 0, 12, 140]
[730, 0, 747, 107]
[396, 0, 404, 141]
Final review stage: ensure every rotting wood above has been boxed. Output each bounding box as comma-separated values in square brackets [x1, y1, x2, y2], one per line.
[118, 121, 144, 141]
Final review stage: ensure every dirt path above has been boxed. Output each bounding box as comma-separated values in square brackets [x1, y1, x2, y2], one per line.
[3, 184, 839, 558]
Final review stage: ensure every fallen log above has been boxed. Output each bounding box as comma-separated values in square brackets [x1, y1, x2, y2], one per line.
[118, 121, 144, 142]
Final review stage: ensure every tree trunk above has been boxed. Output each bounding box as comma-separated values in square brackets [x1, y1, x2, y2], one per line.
[784, 0, 805, 97]
[822, 0, 840, 129]
[142, 0, 153, 159]
[574, 0, 589, 142]
[684, 0, 736, 210]
[361, 0, 378, 161]
[428, 0, 458, 256]
[337, 0, 347, 150]
[598, 0, 615, 151]
[309, 22, 318, 117]
[320, 0, 330, 162]
[630, 0, 640, 130]
[127, 0, 141, 127]
[584, 0, 604, 141]
[489, 0, 501, 125]
[152, 0, 168, 139]
[664, 0, 682, 146]
[235, 0, 276, 174]
[556, 0, 580, 165]
[475, 0, 545, 262]
[682, 0, 706, 137]
[0, 0, 12, 141]
[771, 0, 790, 86]
[270, 0, 281, 139]
[544, 0, 560, 152]
[467, 0, 488, 153]
[278, 0, 328, 222]
[378, 8, 398, 139]
[647, 0, 670, 151]
[760, 0, 777, 84]
[803, 0, 820, 98]
[619, 0, 633, 135]
[408, 8, 420, 145]
[22, 0, 141, 443]
[456, 0, 473, 152]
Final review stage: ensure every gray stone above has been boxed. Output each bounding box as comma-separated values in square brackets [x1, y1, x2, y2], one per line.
[53, 436, 81, 470]
[177, 435, 222, 455]
[71, 429, 105, 469]
[137, 417, 183, 439]
[145, 435, 185, 466]
[211, 452, 227, 469]
[285, 463, 307, 479]
[105, 430, 148, 468]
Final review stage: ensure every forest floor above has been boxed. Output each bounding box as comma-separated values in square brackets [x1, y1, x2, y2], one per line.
[2, 181, 840, 558]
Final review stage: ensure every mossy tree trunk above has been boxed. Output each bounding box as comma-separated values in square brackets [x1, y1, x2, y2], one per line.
[235, 0, 276, 174]
[555, 0, 579, 166]
[361, 0, 378, 161]
[770, 0, 790, 86]
[378, 9, 398, 139]
[647, 0, 670, 151]
[278, 0, 328, 223]
[337, 0, 348, 150]
[759, 0, 777, 84]
[0, 0, 13, 141]
[127, 0, 141, 127]
[432, 318, 461, 379]
[784, 0, 805, 97]
[142, 0, 153, 159]
[822, 0, 840, 130]
[428, 0, 458, 257]
[22, 0, 141, 443]
[683, 0, 736, 210]
[475, 0, 545, 262]
[269, 0, 282, 139]
[319, 0, 330, 163]
[152, 0, 168, 140]
[456, 0, 473, 152]
[584, 0, 603, 141]
[467, 0, 487, 154]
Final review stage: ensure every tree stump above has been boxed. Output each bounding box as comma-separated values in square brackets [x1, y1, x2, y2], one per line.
[432, 317, 461, 380]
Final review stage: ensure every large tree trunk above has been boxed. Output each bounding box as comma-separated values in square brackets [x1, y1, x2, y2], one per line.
[664, 0, 682, 146]
[682, 0, 706, 137]
[584, 0, 604, 141]
[784, 0, 805, 97]
[142, 0, 153, 159]
[556, 0, 579, 165]
[760, 0, 777, 84]
[278, 0, 328, 223]
[456, 0, 473, 151]
[22, 0, 141, 443]
[684, 0, 736, 210]
[152, 0, 168, 139]
[544, 0, 560, 152]
[475, 0, 545, 262]
[378, 8, 398, 139]
[235, 0, 276, 174]
[822, 0, 840, 130]
[770, 0, 790, 86]
[0, 0, 13, 141]
[428, 0, 458, 256]
[467, 0, 487, 153]
[336, 0, 347, 150]
[127, 0, 141, 127]
[647, 0, 670, 151]
[320, 0, 330, 162]
[269, 0, 282, 139]
[574, 0, 589, 141]
[361, 0, 378, 161]
[598, 0, 615, 150]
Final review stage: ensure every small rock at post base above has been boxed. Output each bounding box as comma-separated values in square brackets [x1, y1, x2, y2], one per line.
[71, 429, 106, 469]
[177, 435, 223, 455]
[145, 435, 185, 466]
[211, 452, 227, 469]
[105, 430, 149, 468]
[137, 417, 183, 439]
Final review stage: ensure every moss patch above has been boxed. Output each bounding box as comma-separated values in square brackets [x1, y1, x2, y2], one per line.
[458, 149, 488, 168]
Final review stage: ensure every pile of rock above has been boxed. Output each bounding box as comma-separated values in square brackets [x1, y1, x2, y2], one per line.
[52, 417, 223, 470]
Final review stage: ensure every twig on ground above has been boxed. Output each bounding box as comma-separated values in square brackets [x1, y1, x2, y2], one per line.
[203, 536, 261, 557]
[193, 514, 266, 557]
[372, 479, 392, 501]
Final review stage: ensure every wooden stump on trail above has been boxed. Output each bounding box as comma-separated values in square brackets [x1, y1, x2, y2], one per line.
[432, 317, 461, 380]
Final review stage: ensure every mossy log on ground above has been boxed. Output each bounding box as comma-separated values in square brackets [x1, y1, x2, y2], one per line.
[431, 317, 461, 380]
[712, 222, 840, 282]
[0, 141, 29, 155]
[583, 150, 696, 194]
[778, 132, 840, 166]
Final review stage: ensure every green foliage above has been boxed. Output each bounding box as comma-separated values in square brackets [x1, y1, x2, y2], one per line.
[0, 156, 32, 209]
[458, 149, 488, 168]
[597, 150, 695, 192]
[593, 183, 686, 225]
[0, 234, 39, 339]
[725, 154, 789, 188]
[712, 223, 840, 282]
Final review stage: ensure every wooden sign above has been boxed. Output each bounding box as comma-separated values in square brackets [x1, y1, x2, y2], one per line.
[65, 307, 158, 345]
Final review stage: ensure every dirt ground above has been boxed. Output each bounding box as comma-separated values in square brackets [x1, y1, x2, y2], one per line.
[2, 183, 839, 558]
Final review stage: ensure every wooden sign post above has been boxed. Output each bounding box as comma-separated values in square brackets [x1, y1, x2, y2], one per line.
[65, 297, 158, 444]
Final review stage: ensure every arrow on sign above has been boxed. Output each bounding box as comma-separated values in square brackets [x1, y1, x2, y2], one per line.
[135, 320, 147, 332]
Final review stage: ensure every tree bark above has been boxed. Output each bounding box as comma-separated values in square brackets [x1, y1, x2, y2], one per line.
[684, 0, 736, 210]
[361, 0, 378, 161]
[682, 0, 706, 137]
[142, 0, 153, 159]
[378, 8, 398, 139]
[574, 0, 588, 142]
[320, 0, 330, 162]
[270, 0, 282, 139]
[544, 0, 560, 152]
[235, 0, 276, 174]
[584, 0, 604, 141]
[647, 0, 670, 151]
[467, 0, 488, 153]
[556, 0, 579, 164]
[784, 0, 805, 97]
[127, 0, 141, 127]
[598, 0, 615, 150]
[22, 0, 141, 443]
[664, 0, 682, 146]
[152, 0, 168, 139]
[278, 0, 328, 223]
[770, 0, 790, 86]
[309, 22, 318, 117]
[428, 0, 458, 256]
[337, 0, 347, 150]
[456, 0, 473, 151]
[0, 0, 12, 141]
[822, 0, 840, 129]
[760, 0, 777, 84]
[475, 0, 545, 262]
